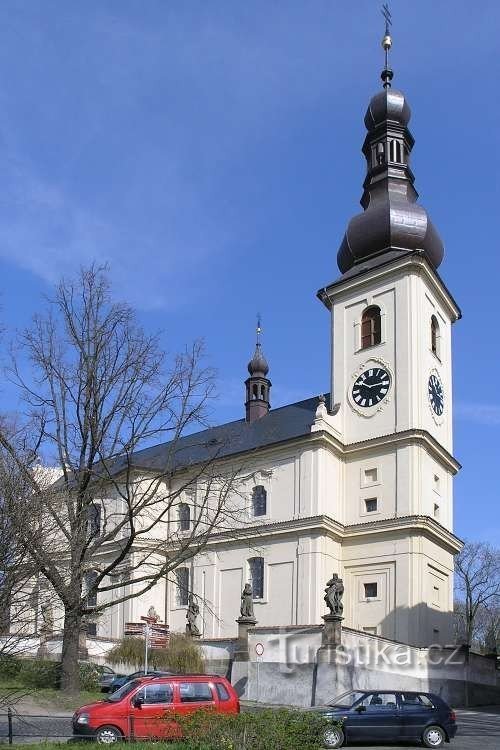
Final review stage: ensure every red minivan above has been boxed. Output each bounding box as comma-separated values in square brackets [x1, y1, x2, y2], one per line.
[73, 674, 240, 743]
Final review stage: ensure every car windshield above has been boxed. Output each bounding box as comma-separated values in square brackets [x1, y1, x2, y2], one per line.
[328, 690, 366, 708]
[106, 679, 141, 702]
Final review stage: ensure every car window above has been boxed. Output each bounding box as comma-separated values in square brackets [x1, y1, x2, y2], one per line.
[328, 691, 366, 708]
[179, 681, 214, 703]
[215, 683, 230, 701]
[107, 679, 142, 702]
[401, 693, 434, 708]
[358, 693, 398, 710]
[136, 683, 173, 705]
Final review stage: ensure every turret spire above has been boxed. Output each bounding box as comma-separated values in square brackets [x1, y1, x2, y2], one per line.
[245, 317, 271, 423]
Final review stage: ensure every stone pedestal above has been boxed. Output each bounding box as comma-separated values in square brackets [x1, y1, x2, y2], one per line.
[317, 614, 343, 663]
[234, 616, 257, 662]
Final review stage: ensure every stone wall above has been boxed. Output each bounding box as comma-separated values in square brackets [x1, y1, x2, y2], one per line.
[229, 625, 500, 708]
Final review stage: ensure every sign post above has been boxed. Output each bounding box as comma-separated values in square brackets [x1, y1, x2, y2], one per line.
[124, 613, 170, 672]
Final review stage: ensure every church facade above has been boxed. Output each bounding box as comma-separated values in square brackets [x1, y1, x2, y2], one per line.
[98, 58, 462, 650]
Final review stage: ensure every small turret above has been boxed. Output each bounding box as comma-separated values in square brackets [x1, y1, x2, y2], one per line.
[245, 318, 271, 423]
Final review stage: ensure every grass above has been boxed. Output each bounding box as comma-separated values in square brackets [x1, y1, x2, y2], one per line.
[0, 676, 103, 712]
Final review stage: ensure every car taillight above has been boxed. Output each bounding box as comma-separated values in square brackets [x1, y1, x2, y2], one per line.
[449, 710, 456, 721]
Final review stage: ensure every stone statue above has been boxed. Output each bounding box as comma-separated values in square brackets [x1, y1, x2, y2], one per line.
[186, 595, 200, 637]
[39, 603, 54, 635]
[324, 573, 344, 618]
[240, 583, 255, 620]
[147, 605, 160, 623]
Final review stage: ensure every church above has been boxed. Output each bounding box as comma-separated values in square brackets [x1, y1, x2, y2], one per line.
[99, 33, 462, 651]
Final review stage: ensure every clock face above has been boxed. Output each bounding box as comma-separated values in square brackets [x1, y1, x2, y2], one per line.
[428, 373, 444, 416]
[352, 367, 391, 408]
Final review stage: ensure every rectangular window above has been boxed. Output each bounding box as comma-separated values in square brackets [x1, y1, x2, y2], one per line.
[364, 468, 378, 485]
[364, 582, 378, 599]
[433, 503, 440, 518]
[85, 571, 98, 608]
[215, 682, 230, 701]
[179, 682, 214, 703]
[175, 568, 189, 607]
[248, 557, 264, 599]
[252, 486, 267, 517]
[143, 683, 173, 704]
[88, 503, 101, 538]
[433, 475, 441, 493]
[365, 498, 378, 513]
[87, 622, 97, 637]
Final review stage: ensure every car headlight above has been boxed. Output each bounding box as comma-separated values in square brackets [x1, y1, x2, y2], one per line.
[76, 713, 90, 725]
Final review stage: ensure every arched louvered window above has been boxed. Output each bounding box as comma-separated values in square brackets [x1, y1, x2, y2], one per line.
[248, 557, 264, 599]
[179, 503, 191, 532]
[431, 315, 441, 358]
[361, 306, 382, 349]
[252, 485, 267, 517]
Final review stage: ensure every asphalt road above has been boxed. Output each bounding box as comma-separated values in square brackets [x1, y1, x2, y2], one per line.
[0, 706, 498, 747]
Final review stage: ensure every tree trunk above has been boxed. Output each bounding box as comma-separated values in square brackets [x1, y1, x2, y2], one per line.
[61, 608, 82, 693]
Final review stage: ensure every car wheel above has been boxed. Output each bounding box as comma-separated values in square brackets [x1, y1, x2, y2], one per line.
[422, 725, 445, 748]
[95, 725, 123, 745]
[323, 725, 345, 748]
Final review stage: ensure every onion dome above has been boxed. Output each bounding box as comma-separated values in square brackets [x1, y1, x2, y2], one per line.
[247, 342, 269, 377]
[337, 25, 444, 275]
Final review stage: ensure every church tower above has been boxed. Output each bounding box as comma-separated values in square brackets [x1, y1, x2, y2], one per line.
[318, 25, 462, 645]
[245, 319, 271, 423]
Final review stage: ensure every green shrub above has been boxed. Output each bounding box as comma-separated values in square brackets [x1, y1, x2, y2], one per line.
[19, 659, 61, 688]
[78, 662, 102, 691]
[0, 655, 22, 679]
[108, 634, 204, 674]
[172, 708, 337, 750]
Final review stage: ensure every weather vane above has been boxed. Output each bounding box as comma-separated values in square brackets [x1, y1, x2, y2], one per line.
[380, 4, 393, 89]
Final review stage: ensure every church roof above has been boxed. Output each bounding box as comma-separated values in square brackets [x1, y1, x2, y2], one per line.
[128, 394, 326, 474]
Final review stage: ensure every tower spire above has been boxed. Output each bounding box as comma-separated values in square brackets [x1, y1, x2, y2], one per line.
[245, 317, 271, 423]
[380, 3, 393, 89]
[336, 11, 444, 276]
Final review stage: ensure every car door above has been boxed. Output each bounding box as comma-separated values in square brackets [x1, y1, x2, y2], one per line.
[400, 692, 436, 739]
[345, 692, 402, 742]
[175, 679, 217, 717]
[129, 682, 175, 740]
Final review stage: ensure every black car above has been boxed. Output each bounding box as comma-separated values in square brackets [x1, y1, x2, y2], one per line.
[98, 665, 123, 692]
[316, 690, 457, 748]
[108, 669, 173, 693]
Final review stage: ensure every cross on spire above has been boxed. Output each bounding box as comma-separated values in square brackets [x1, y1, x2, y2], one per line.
[380, 4, 393, 89]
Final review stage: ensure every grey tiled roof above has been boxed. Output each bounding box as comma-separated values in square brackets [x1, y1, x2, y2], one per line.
[129, 394, 327, 473]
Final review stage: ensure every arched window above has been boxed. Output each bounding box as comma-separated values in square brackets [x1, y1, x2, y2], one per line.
[178, 503, 191, 532]
[431, 315, 441, 358]
[175, 567, 189, 607]
[248, 557, 264, 599]
[361, 306, 381, 349]
[252, 485, 267, 517]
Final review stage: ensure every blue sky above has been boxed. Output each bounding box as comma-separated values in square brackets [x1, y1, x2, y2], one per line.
[0, 1, 498, 544]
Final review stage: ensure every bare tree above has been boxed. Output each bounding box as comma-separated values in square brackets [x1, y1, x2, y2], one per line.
[454, 540, 500, 650]
[0, 265, 244, 692]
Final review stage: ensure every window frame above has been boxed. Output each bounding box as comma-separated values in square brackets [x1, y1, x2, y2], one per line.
[178, 503, 191, 532]
[248, 557, 265, 600]
[360, 306, 382, 350]
[430, 315, 441, 360]
[174, 567, 190, 608]
[251, 485, 267, 518]
[364, 582, 378, 600]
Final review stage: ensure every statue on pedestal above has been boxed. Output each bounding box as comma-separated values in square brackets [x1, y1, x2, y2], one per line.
[147, 605, 160, 623]
[240, 583, 255, 620]
[324, 573, 344, 618]
[186, 594, 200, 637]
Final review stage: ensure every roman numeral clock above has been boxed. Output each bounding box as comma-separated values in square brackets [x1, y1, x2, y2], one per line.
[348, 359, 394, 417]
